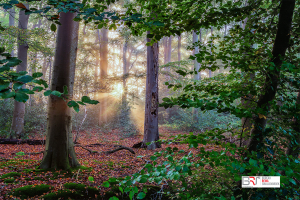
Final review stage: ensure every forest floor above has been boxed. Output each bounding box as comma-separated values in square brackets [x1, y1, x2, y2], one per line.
[0, 127, 224, 199]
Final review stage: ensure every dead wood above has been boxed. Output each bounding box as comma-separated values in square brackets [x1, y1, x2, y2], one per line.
[75, 144, 135, 155]
[0, 139, 45, 145]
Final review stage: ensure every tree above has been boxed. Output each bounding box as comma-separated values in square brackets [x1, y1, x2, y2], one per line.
[142, 31, 160, 150]
[99, 27, 108, 125]
[11, 4, 29, 139]
[246, 0, 295, 156]
[39, 12, 80, 170]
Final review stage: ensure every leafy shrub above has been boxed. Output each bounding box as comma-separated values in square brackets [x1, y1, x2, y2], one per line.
[161, 107, 240, 132]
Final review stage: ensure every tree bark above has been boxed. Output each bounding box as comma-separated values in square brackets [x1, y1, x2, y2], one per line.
[11, 4, 29, 139]
[39, 12, 80, 170]
[9, 7, 15, 57]
[240, 13, 255, 147]
[246, 0, 295, 156]
[99, 28, 108, 125]
[142, 31, 160, 150]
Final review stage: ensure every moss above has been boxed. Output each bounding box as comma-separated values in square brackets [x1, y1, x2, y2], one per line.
[63, 183, 100, 197]
[4, 178, 15, 183]
[0, 172, 21, 179]
[10, 184, 53, 199]
[43, 189, 83, 200]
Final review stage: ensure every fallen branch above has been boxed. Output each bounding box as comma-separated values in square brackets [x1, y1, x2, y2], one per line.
[0, 139, 45, 145]
[75, 144, 135, 155]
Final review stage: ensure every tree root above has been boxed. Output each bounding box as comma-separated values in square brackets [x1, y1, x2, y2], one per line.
[75, 144, 135, 155]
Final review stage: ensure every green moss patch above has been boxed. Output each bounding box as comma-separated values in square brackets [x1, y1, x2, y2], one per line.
[10, 184, 53, 199]
[42, 183, 100, 200]
[4, 178, 15, 183]
[43, 189, 83, 200]
[64, 183, 100, 196]
[0, 172, 21, 179]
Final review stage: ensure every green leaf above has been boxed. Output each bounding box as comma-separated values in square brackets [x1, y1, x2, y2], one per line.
[88, 176, 94, 182]
[153, 21, 164, 26]
[249, 158, 257, 166]
[109, 197, 119, 200]
[137, 192, 146, 199]
[0, 82, 9, 91]
[67, 100, 79, 112]
[32, 86, 43, 92]
[2, 91, 15, 98]
[51, 24, 56, 32]
[17, 75, 33, 83]
[13, 82, 24, 90]
[129, 190, 134, 200]
[139, 177, 147, 183]
[0, 47, 5, 54]
[51, 90, 62, 97]
[32, 72, 43, 78]
[82, 96, 91, 103]
[289, 178, 296, 185]
[44, 90, 52, 96]
[15, 92, 29, 102]
[103, 181, 110, 187]
[63, 85, 68, 95]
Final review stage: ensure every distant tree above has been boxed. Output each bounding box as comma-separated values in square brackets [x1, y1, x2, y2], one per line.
[11, 4, 29, 139]
[142, 31, 160, 150]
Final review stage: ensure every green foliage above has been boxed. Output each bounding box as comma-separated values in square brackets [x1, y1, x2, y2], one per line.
[10, 184, 53, 199]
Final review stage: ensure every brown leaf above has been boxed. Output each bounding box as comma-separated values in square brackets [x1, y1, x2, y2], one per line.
[15, 3, 27, 9]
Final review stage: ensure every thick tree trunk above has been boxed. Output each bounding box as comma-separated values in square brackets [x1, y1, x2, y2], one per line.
[99, 28, 108, 125]
[39, 12, 80, 170]
[246, 0, 295, 156]
[10, 4, 29, 139]
[142, 31, 160, 150]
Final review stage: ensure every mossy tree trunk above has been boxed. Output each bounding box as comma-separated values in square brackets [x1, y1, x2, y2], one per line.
[39, 12, 80, 170]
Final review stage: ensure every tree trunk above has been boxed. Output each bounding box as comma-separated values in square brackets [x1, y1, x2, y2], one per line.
[9, 7, 15, 57]
[10, 4, 29, 139]
[246, 0, 295, 157]
[39, 12, 80, 170]
[142, 31, 160, 150]
[122, 39, 128, 104]
[99, 28, 108, 125]
[193, 30, 200, 80]
[163, 37, 168, 65]
[178, 34, 181, 66]
[209, 27, 213, 78]
[240, 14, 255, 147]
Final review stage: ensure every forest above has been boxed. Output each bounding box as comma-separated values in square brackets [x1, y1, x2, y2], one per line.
[0, 0, 299, 199]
